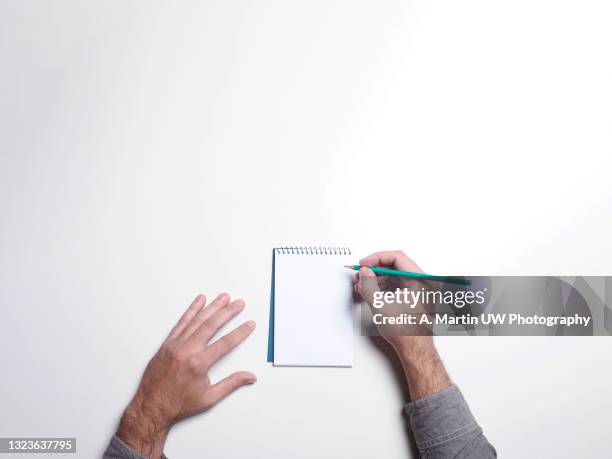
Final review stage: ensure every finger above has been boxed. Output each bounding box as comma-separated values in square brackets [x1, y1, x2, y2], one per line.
[353, 272, 359, 293]
[205, 371, 257, 407]
[358, 266, 383, 307]
[359, 250, 421, 272]
[207, 320, 256, 364]
[191, 298, 246, 344]
[168, 294, 206, 340]
[356, 267, 375, 297]
[179, 293, 231, 340]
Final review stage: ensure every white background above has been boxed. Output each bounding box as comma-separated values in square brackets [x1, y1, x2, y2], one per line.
[1, 1, 611, 457]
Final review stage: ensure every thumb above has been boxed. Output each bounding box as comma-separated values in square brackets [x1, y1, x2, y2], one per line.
[205, 371, 257, 408]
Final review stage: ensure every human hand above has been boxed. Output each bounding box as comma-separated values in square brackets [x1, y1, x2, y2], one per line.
[354, 251, 450, 400]
[354, 250, 431, 354]
[117, 293, 256, 459]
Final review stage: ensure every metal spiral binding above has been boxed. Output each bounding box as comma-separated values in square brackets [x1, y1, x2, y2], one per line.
[275, 247, 351, 255]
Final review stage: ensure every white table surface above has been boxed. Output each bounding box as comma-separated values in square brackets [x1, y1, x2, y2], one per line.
[1, 1, 611, 457]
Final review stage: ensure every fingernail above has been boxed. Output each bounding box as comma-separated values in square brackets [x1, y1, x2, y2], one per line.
[247, 375, 257, 384]
[246, 320, 256, 329]
[219, 292, 230, 301]
[235, 298, 245, 307]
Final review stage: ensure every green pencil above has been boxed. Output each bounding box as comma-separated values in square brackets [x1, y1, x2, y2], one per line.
[344, 265, 471, 286]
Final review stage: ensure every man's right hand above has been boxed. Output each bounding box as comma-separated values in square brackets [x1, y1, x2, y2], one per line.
[116, 293, 256, 459]
[354, 250, 451, 401]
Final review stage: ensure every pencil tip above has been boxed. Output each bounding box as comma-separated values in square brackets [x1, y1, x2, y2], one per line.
[344, 265, 354, 269]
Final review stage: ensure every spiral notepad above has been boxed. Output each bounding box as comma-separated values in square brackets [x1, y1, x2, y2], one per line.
[268, 247, 354, 367]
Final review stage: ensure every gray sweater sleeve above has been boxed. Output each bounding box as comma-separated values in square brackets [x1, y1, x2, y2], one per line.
[405, 384, 496, 458]
[103, 435, 167, 459]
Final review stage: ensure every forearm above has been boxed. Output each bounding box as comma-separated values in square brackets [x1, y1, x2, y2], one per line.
[357, 251, 496, 457]
[115, 398, 169, 459]
[396, 339, 496, 458]
[104, 394, 170, 459]
[395, 338, 451, 401]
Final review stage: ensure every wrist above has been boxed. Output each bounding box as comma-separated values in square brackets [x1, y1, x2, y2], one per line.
[392, 336, 434, 364]
[393, 337, 451, 401]
[117, 396, 170, 459]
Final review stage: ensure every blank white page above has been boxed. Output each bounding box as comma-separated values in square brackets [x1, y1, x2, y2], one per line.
[273, 247, 353, 367]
